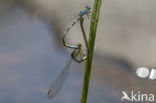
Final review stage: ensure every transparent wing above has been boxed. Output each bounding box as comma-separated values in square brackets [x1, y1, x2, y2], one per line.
[47, 57, 72, 99]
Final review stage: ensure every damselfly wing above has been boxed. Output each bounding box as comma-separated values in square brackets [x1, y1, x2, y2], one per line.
[48, 57, 72, 99]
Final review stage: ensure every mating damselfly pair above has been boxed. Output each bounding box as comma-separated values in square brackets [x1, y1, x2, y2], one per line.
[47, 6, 91, 99]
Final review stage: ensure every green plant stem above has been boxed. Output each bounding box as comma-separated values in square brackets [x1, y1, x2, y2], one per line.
[80, 0, 102, 103]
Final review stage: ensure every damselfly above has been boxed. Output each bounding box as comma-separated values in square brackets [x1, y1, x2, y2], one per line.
[48, 6, 91, 99]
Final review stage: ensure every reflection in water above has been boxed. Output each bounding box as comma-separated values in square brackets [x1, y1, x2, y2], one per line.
[0, 3, 156, 103]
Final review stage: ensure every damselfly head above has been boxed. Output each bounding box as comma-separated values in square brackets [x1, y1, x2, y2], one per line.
[85, 6, 91, 10]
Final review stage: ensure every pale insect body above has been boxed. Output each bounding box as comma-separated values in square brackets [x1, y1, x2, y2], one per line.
[48, 6, 91, 99]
